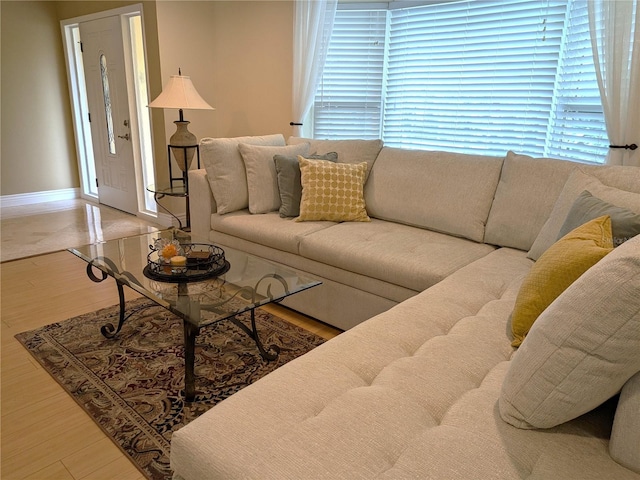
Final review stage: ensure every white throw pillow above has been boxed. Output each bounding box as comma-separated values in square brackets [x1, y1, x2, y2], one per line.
[238, 143, 310, 214]
[528, 169, 640, 260]
[201, 134, 285, 214]
[499, 234, 640, 429]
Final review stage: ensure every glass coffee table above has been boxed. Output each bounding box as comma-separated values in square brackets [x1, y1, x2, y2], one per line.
[68, 228, 321, 401]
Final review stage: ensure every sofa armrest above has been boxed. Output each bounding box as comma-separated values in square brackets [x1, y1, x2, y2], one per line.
[188, 169, 216, 239]
[610, 371, 640, 474]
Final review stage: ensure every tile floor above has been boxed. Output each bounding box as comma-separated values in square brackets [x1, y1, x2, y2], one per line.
[1, 199, 162, 262]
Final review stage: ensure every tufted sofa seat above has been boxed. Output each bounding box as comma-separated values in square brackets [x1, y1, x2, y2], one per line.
[171, 246, 638, 479]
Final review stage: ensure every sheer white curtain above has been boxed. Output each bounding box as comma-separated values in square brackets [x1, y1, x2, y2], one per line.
[588, 0, 640, 166]
[292, 0, 337, 137]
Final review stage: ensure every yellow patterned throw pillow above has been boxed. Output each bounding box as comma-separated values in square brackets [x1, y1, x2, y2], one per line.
[296, 156, 370, 222]
[511, 215, 613, 347]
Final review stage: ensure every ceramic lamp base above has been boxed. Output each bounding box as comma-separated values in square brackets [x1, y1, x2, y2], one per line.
[169, 120, 197, 172]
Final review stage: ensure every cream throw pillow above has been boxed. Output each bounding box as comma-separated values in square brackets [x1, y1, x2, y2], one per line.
[201, 134, 286, 214]
[510, 215, 613, 347]
[296, 157, 370, 222]
[238, 143, 310, 214]
[500, 234, 640, 429]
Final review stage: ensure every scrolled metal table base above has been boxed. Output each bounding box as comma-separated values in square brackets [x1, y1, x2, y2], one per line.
[85, 258, 151, 338]
[85, 260, 288, 402]
[182, 273, 289, 401]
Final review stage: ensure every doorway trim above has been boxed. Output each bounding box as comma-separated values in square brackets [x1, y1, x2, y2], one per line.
[61, 3, 157, 222]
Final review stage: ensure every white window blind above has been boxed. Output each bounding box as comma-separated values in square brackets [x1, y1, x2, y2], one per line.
[545, 0, 608, 163]
[313, 0, 610, 164]
[384, 0, 567, 156]
[313, 10, 387, 139]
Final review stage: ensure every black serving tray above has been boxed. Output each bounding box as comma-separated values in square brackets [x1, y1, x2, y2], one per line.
[143, 260, 230, 283]
[144, 243, 229, 282]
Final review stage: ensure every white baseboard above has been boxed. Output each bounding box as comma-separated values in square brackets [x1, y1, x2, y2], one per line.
[0, 189, 186, 229]
[0, 188, 80, 208]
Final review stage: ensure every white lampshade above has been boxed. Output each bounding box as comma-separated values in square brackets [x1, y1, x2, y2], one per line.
[149, 73, 214, 173]
[148, 75, 214, 111]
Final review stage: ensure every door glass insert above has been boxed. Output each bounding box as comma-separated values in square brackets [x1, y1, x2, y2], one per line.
[99, 53, 116, 154]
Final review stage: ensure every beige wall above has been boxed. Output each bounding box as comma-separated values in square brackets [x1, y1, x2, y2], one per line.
[1, 1, 78, 196]
[1, 0, 293, 198]
[154, 1, 294, 174]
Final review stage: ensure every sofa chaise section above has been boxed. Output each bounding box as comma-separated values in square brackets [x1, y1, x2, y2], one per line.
[170, 247, 638, 479]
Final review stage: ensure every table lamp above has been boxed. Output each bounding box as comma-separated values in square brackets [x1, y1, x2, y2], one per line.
[149, 69, 214, 172]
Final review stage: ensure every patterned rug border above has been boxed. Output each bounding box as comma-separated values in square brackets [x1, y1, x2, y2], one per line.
[15, 298, 325, 479]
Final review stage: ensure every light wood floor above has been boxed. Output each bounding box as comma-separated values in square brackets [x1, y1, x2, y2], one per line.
[1, 220, 340, 479]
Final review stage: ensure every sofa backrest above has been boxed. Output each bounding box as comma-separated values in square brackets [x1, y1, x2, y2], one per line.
[287, 137, 383, 180]
[484, 151, 580, 250]
[485, 151, 640, 252]
[364, 147, 503, 243]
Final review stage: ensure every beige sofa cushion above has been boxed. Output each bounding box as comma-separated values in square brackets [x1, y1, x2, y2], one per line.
[298, 219, 496, 292]
[364, 147, 503, 242]
[170, 249, 528, 479]
[238, 143, 310, 214]
[500, 234, 640, 429]
[528, 168, 640, 260]
[201, 134, 285, 214]
[287, 136, 383, 180]
[210, 211, 334, 255]
[484, 151, 579, 250]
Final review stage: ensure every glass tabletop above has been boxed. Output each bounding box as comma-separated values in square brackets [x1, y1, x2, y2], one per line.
[147, 184, 187, 196]
[68, 229, 321, 328]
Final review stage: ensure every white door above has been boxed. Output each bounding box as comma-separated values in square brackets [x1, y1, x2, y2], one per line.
[80, 16, 138, 214]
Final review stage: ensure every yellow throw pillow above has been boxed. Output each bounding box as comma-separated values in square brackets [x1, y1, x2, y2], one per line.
[296, 156, 371, 222]
[511, 215, 613, 347]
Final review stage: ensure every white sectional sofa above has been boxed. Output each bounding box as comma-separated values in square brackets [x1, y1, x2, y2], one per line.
[171, 135, 640, 479]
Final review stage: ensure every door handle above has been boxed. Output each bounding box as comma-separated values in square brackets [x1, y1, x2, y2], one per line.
[118, 133, 130, 141]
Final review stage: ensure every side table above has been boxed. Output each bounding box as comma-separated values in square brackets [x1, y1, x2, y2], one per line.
[147, 183, 191, 230]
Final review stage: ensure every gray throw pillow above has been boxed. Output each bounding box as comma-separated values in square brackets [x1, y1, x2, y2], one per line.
[557, 190, 640, 247]
[274, 152, 338, 217]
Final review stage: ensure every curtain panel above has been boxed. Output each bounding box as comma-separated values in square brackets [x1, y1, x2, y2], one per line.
[292, 0, 337, 137]
[589, 0, 640, 166]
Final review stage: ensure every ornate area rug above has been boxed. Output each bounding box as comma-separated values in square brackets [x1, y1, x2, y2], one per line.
[15, 298, 325, 479]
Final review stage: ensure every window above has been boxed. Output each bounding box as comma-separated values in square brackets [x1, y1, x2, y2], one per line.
[314, 0, 609, 163]
[314, 10, 387, 139]
[545, 0, 608, 163]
